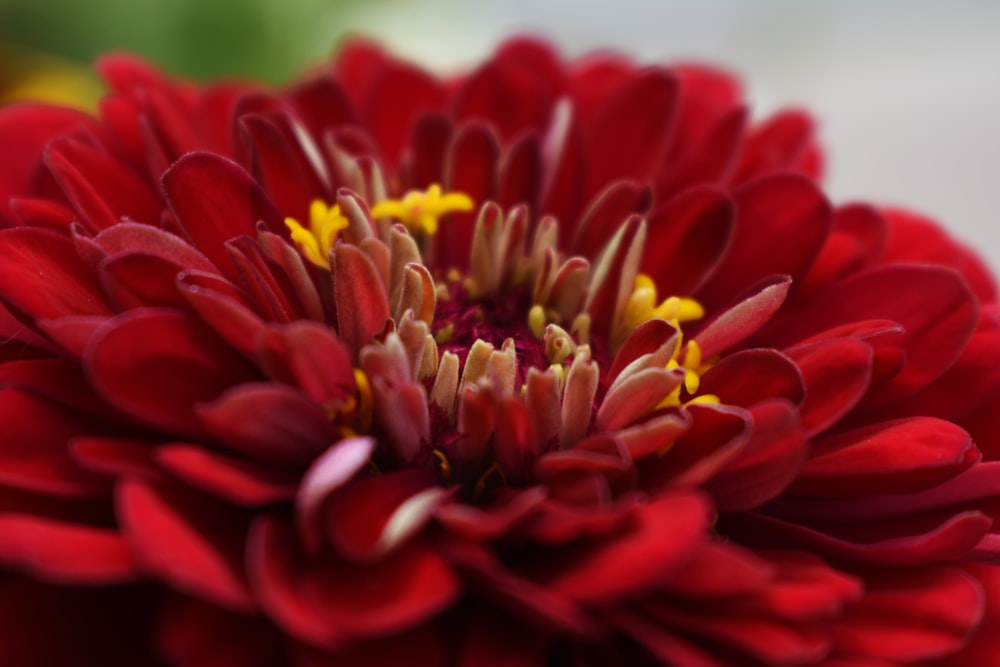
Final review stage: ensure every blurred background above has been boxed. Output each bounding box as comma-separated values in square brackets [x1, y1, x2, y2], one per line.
[2, 0, 998, 268]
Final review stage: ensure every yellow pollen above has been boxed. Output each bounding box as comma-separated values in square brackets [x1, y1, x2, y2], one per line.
[284, 199, 349, 269]
[371, 184, 473, 236]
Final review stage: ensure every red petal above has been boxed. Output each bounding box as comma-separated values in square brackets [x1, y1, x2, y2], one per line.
[764, 265, 978, 407]
[0, 227, 111, 320]
[362, 60, 445, 169]
[86, 308, 256, 439]
[326, 469, 444, 562]
[794, 417, 977, 496]
[0, 388, 108, 497]
[158, 596, 284, 667]
[547, 492, 710, 604]
[642, 186, 734, 296]
[45, 137, 163, 230]
[698, 348, 804, 408]
[0, 104, 91, 225]
[736, 109, 819, 182]
[571, 179, 651, 257]
[162, 152, 283, 278]
[833, 567, 983, 662]
[296, 436, 376, 555]
[883, 207, 997, 304]
[439, 122, 500, 269]
[197, 382, 337, 466]
[332, 245, 391, 361]
[582, 68, 678, 198]
[697, 173, 831, 310]
[0, 515, 137, 584]
[118, 480, 253, 611]
[155, 444, 297, 507]
[785, 337, 873, 436]
[707, 399, 808, 512]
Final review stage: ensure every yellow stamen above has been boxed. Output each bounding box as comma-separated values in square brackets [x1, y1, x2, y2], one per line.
[432, 449, 452, 485]
[354, 369, 374, 433]
[624, 274, 705, 333]
[371, 184, 473, 236]
[473, 461, 507, 501]
[528, 304, 546, 339]
[284, 199, 349, 269]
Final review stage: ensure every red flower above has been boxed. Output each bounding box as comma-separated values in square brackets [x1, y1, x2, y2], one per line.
[0, 37, 998, 666]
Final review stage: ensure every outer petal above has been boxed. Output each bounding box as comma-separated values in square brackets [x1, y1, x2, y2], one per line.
[86, 308, 257, 439]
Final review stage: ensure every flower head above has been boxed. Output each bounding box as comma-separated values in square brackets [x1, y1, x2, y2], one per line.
[0, 37, 999, 666]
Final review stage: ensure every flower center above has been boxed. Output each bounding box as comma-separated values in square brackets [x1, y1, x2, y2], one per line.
[287, 190, 717, 500]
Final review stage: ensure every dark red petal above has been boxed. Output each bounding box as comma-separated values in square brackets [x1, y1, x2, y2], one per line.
[883, 207, 997, 304]
[310, 538, 459, 638]
[795, 204, 888, 301]
[118, 480, 254, 611]
[45, 138, 163, 231]
[708, 399, 808, 512]
[196, 382, 337, 466]
[158, 596, 285, 667]
[435, 486, 546, 542]
[326, 469, 444, 562]
[0, 515, 138, 584]
[641, 403, 751, 490]
[362, 60, 445, 169]
[728, 511, 991, 567]
[832, 567, 983, 662]
[785, 337, 873, 436]
[86, 308, 256, 439]
[931, 563, 1000, 665]
[571, 179, 651, 258]
[697, 174, 831, 310]
[332, 245, 391, 362]
[642, 186, 734, 296]
[763, 264, 978, 407]
[0, 227, 112, 320]
[736, 109, 818, 182]
[440, 122, 500, 269]
[237, 112, 330, 225]
[99, 251, 190, 310]
[155, 444, 297, 507]
[582, 68, 678, 198]
[403, 114, 452, 189]
[698, 348, 804, 408]
[296, 436, 376, 555]
[162, 152, 283, 278]
[547, 492, 709, 604]
[0, 388, 109, 497]
[498, 132, 541, 212]
[0, 104, 91, 225]
[607, 318, 679, 387]
[94, 221, 218, 272]
[0, 578, 160, 666]
[793, 417, 977, 496]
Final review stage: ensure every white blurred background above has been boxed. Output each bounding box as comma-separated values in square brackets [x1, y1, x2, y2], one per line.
[337, 0, 1000, 269]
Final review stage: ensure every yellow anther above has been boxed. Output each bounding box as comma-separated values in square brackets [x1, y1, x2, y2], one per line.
[284, 199, 349, 269]
[432, 449, 452, 485]
[354, 369, 374, 433]
[686, 394, 721, 406]
[625, 274, 705, 332]
[435, 323, 455, 344]
[371, 184, 473, 236]
[528, 304, 546, 339]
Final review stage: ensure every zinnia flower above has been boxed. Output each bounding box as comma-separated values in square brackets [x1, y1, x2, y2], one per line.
[0, 37, 998, 666]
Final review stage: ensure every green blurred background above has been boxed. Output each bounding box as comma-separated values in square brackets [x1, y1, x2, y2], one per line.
[0, 0, 367, 106]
